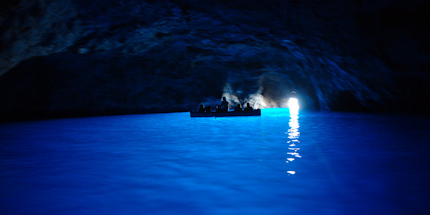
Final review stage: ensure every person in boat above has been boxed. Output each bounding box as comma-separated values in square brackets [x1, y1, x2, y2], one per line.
[198, 104, 205, 113]
[234, 104, 242, 112]
[205, 106, 212, 113]
[244, 103, 253, 111]
[218, 97, 229, 112]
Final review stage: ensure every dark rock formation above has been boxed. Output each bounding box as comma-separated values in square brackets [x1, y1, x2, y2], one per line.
[1, 0, 429, 121]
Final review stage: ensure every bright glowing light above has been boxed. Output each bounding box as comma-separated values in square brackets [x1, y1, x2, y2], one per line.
[287, 98, 299, 110]
[287, 171, 296, 175]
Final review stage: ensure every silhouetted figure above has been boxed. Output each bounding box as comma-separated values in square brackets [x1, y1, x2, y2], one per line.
[234, 104, 242, 112]
[205, 106, 212, 113]
[244, 103, 253, 111]
[198, 104, 205, 113]
[219, 97, 229, 112]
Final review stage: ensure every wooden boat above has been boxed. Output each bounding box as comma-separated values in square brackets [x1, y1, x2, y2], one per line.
[190, 109, 261, 117]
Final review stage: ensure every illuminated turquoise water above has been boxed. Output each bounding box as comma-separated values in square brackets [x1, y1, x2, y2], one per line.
[1, 109, 429, 214]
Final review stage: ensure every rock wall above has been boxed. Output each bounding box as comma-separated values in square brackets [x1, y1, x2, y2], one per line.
[1, 0, 429, 120]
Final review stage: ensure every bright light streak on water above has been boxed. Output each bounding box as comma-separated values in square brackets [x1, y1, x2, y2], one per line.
[286, 103, 301, 175]
[1, 110, 430, 214]
[288, 98, 299, 111]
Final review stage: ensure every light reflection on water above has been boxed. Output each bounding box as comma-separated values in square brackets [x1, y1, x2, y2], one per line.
[286, 98, 301, 175]
[1, 109, 430, 214]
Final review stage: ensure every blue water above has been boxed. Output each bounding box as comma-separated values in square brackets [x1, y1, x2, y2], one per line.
[1, 109, 429, 214]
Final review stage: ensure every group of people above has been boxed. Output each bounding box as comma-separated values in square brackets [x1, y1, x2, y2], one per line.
[198, 97, 253, 113]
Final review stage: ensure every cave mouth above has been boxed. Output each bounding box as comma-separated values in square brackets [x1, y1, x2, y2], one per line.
[218, 72, 303, 110]
[287, 97, 300, 110]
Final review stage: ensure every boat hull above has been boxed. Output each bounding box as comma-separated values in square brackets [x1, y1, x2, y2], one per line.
[190, 109, 261, 117]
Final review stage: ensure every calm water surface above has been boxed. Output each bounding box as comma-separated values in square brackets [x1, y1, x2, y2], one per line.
[1, 109, 429, 214]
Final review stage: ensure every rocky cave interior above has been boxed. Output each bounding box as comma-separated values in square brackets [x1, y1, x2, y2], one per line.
[1, 0, 429, 121]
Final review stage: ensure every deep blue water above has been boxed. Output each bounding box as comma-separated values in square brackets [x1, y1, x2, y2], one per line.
[1, 109, 429, 215]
